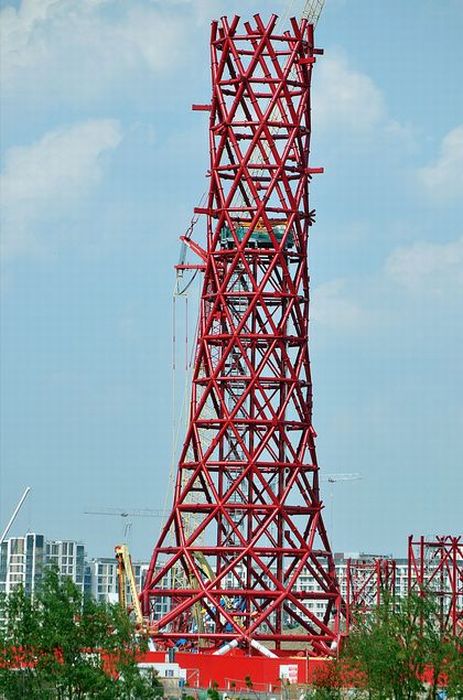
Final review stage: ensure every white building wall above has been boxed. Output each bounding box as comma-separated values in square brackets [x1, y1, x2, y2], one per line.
[46, 540, 86, 592]
[0, 533, 45, 596]
[88, 557, 119, 604]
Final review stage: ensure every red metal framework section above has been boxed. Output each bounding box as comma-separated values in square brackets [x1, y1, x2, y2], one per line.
[408, 535, 463, 637]
[142, 14, 342, 656]
[345, 557, 396, 629]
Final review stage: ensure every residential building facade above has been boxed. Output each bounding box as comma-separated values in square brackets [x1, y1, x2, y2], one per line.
[0, 533, 45, 596]
[46, 539, 86, 593]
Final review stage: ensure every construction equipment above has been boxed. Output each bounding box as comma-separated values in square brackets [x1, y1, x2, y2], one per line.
[84, 507, 165, 542]
[323, 473, 362, 484]
[1, 487, 31, 544]
[115, 544, 144, 626]
[84, 508, 165, 518]
[280, 0, 326, 28]
[301, 0, 326, 25]
[322, 474, 362, 538]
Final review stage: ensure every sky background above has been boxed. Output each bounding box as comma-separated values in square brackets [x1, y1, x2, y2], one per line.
[1, 0, 462, 561]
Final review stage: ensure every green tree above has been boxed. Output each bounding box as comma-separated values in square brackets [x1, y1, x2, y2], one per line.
[444, 636, 463, 699]
[0, 567, 162, 699]
[345, 593, 424, 699]
[0, 584, 47, 699]
[341, 592, 462, 699]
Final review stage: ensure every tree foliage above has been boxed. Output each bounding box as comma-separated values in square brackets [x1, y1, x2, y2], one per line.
[338, 592, 463, 699]
[0, 567, 163, 699]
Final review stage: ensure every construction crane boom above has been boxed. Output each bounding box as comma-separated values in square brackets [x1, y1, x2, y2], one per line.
[279, 0, 326, 29]
[84, 508, 164, 518]
[301, 0, 326, 25]
[1, 487, 31, 544]
[85, 507, 167, 545]
[115, 544, 144, 626]
[323, 473, 362, 484]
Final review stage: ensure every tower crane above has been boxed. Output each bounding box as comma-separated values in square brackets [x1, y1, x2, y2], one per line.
[321, 474, 362, 542]
[84, 507, 165, 518]
[1, 487, 31, 544]
[322, 473, 362, 484]
[280, 0, 326, 27]
[85, 509, 164, 626]
[114, 544, 144, 626]
[84, 507, 166, 541]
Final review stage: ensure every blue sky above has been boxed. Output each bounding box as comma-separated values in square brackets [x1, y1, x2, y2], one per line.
[1, 0, 462, 560]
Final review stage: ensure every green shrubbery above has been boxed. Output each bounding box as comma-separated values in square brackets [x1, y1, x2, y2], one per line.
[0, 566, 163, 699]
[306, 592, 463, 699]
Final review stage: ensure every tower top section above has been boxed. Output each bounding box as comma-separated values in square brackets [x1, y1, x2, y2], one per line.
[194, 14, 323, 257]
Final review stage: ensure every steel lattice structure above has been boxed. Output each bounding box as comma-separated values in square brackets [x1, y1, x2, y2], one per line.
[408, 535, 463, 637]
[345, 557, 396, 629]
[142, 14, 342, 656]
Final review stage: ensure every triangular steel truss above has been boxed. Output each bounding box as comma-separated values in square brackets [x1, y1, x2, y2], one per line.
[142, 13, 342, 656]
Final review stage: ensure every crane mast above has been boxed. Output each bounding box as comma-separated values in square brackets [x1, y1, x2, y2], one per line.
[0, 487, 31, 544]
[301, 0, 326, 25]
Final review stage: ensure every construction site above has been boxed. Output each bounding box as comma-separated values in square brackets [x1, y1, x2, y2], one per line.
[0, 0, 461, 695]
[115, 0, 462, 689]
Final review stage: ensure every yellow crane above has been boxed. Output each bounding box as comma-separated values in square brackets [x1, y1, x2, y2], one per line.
[114, 543, 144, 626]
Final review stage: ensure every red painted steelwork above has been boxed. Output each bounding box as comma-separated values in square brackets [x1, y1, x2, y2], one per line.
[138, 651, 333, 688]
[408, 535, 463, 637]
[345, 558, 396, 630]
[142, 14, 342, 656]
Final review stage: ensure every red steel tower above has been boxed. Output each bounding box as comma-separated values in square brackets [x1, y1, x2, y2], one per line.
[142, 13, 342, 656]
[408, 535, 463, 637]
[345, 557, 396, 629]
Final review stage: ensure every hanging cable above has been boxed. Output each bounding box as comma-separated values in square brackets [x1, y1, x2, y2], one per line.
[170, 294, 177, 528]
[176, 268, 199, 296]
[185, 295, 189, 371]
[172, 294, 176, 373]
[166, 189, 206, 523]
[175, 191, 207, 293]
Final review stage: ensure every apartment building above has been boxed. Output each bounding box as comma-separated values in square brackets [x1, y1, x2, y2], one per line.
[46, 539, 86, 593]
[0, 534, 86, 596]
[0, 533, 45, 596]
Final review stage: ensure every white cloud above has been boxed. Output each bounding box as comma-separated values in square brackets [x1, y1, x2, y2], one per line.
[313, 53, 386, 132]
[311, 279, 366, 329]
[417, 125, 463, 201]
[0, 0, 191, 101]
[385, 236, 463, 296]
[311, 234, 463, 335]
[0, 119, 122, 259]
[311, 52, 415, 150]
